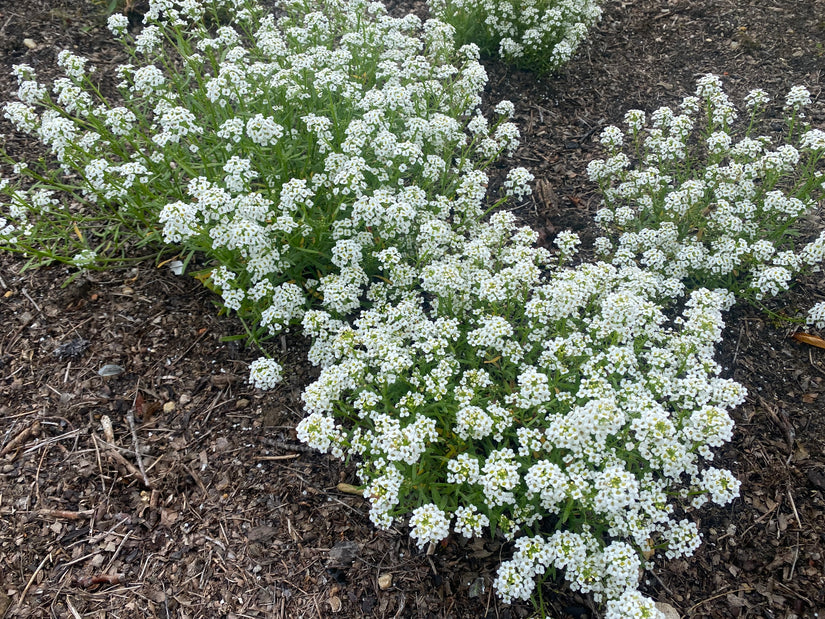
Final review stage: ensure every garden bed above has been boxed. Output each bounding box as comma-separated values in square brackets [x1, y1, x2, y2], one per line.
[1, 0, 824, 617]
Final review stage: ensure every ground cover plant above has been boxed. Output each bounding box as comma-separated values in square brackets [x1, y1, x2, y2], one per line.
[1, 0, 525, 364]
[589, 74, 825, 313]
[426, 0, 602, 74]
[1, 0, 824, 617]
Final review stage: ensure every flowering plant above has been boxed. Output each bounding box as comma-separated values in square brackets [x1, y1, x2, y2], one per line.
[427, 0, 602, 74]
[298, 210, 745, 614]
[1, 0, 525, 353]
[3, 0, 817, 615]
[588, 75, 825, 313]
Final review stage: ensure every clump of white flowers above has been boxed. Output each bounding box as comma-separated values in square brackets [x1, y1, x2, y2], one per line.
[427, 0, 602, 74]
[298, 210, 745, 612]
[588, 75, 825, 303]
[1, 0, 524, 381]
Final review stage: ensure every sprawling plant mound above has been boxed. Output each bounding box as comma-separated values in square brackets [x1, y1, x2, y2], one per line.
[1, 0, 525, 369]
[298, 211, 745, 614]
[427, 0, 602, 74]
[589, 75, 825, 309]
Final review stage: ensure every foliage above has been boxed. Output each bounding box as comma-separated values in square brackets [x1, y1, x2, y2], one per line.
[427, 0, 602, 74]
[1, 0, 523, 345]
[2, 1, 824, 616]
[589, 75, 825, 309]
[298, 211, 744, 613]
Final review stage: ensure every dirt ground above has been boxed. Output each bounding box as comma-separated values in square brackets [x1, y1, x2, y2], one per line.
[1, 0, 825, 617]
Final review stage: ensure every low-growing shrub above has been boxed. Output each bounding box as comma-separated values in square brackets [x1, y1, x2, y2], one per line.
[298, 210, 745, 614]
[588, 75, 825, 315]
[1, 0, 525, 353]
[3, 0, 821, 615]
[427, 0, 602, 74]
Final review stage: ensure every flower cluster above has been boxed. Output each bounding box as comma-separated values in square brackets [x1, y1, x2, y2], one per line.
[588, 75, 825, 303]
[1, 0, 520, 336]
[427, 0, 602, 74]
[298, 210, 745, 609]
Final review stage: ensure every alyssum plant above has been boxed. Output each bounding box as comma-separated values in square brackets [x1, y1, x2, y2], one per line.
[295, 78, 823, 615]
[588, 74, 825, 320]
[427, 0, 602, 74]
[297, 210, 745, 617]
[1, 0, 528, 386]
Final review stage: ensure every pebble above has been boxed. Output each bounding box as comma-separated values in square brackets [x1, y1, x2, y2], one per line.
[23, 38, 36, 49]
[98, 364, 124, 377]
[655, 602, 680, 619]
[328, 596, 341, 612]
[377, 574, 392, 590]
[163, 401, 175, 414]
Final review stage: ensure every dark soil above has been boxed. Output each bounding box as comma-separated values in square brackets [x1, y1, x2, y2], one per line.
[1, 0, 825, 617]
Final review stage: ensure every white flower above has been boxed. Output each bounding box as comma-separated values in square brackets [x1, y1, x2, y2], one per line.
[800, 129, 825, 152]
[245, 114, 284, 147]
[248, 357, 283, 390]
[57, 50, 91, 80]
[806, 302, 825, 330]
[664, 518, 702, 559]
[744, 88, 770, 110]
[600, 125, 624, 149]
[785, 85, 811, 112]
[604, 589, 664, 619]
[494, 100, 515, 118]
[408, 503, 451, 548]
[699, 467, 740, 505]
[624, 109, 646, 132]
[503, 166, 534, 199]
[71, 249, 97, 267]
[453, 505, 489, 538]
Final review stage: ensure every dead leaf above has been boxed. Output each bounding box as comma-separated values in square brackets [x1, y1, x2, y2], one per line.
[247, 525, 278, 543]
[160, 508, 179, 526]
[336, 483, 363, 496]
[791, 331, 825, 349]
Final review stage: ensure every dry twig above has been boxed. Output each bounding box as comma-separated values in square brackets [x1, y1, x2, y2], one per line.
[17, 552, 51, 609]
[0, 420, 41, 457]
[92, 433, 152, 488]
[126, 409, 151, 488]
[37, 509, 95, 520]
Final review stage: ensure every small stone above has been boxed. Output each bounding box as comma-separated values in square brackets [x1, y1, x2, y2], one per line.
[655, 602, 680, 619]
[235, 398, 250, 409]
[162, 401, 176, 414]
[98, 364, 124, 377]
[23, 38, 36, 49]
[179, 393, 191, 406]
[377, 574, 392, 590]
[328, 596, 341, 613]
[467, 576, 485, 599]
